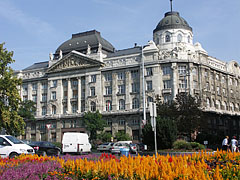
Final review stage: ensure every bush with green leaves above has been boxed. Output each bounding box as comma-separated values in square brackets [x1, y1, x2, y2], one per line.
[173, 140, 205, 150]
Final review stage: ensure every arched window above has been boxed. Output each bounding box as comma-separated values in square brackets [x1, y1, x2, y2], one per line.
[132, 98, 139, 109]
[119, 99, 125, 110]
[177, 34, 182, 42]
[42, 106, 47, 116]
[52, 105, 56, 114]
[165, 33, 171, 42]
[223, 101, 227, 110]
[147, 96, 153, 107]
[90, 101, 96, 112]
[106, 100, 112, 111]
[206, 98, 211, 108]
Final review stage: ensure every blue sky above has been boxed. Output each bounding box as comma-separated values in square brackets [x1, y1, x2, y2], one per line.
[1, 0, 239, 70]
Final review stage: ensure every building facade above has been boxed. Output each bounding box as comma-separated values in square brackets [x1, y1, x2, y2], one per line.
[17, 10, 240, 142]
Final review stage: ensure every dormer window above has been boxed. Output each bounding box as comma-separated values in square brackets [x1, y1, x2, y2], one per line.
[177, 34, 182, 42]
[165, 33, 171, 42]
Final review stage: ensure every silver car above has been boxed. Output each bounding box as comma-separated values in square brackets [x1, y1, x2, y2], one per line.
[110, 142, 129, 154]
[97, 142, 114, 152]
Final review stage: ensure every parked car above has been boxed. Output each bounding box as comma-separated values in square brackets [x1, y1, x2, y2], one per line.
[29, 141, 61, 156]
[136, 143, 147, 152]
[0, 135, 34, 158]
[110, 142, 129, 154]
[129, 143, 138, 154]
[97, 142, 114, 152]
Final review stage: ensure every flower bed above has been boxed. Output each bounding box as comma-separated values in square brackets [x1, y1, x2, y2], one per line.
[0, 150, 240, 179]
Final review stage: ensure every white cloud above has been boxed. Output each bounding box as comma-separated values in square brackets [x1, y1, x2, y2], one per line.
[0, 0, 55, 35]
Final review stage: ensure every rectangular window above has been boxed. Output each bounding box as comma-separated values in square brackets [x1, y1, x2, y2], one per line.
[32, 95, 37, 103]
[178, 66, 186, 75]
[131, 69, 139, 79]
[107, 119, 112, 126]
[52, 80, 57, 87]
[162, 66, 171, 75]
[72, 90, 78, 98]
[105, 73, 112, 81]
[23, 95, 28, 101]
[63, 80, 68, 87]
[118, 72, 125, 80]
[51, 91, 56, 100]
[32, 83, 37, 91]
[41, 93, 47, 102]
[205, 70, 208, 77]
[179, 79, 187, 89]
[146, 67, 153, 76]
[90, 87, 95, 96]
[72, 104, 77, 113]
[91, 75, 96, 83]
[223, 88, 226, 95]
[163, 80, 171, 89]
[63, 91, 67, 99]
[105, 86, 112, 95]
[72, 80, 78, 86]
[132, 83, 139, 93]
[118, 119, 125, 126]
[146, 81, 152, 91]
[42, 82, 48, 90]
[118, 85, 125, 94]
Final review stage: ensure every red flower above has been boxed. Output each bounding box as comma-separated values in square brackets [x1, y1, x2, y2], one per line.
[168, 157, 173, 163]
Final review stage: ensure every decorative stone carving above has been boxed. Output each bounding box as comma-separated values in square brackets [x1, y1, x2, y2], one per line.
[49, 52, 53, 61]
[87, 44, 91, 55]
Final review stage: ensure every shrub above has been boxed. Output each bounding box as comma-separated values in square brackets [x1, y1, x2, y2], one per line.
[173, 140, 205, 150]
[190, 142, 205, 150]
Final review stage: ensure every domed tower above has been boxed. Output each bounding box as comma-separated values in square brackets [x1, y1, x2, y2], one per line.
[153, 8, 193, 51]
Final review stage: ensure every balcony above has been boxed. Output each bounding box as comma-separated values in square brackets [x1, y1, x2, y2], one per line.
[162, 89, 172, 94]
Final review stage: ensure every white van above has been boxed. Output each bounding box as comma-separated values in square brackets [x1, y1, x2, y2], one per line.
[0, 135, 34, 158]
[62, 132, 91, 154]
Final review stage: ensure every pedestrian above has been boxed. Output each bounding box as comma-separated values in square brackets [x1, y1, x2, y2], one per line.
[222, 136, 229, 151]
[231, 136, 238, 152]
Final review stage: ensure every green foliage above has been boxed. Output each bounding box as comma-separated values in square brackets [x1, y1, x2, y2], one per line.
[175, 93, 203, 141]
[173, 140, 191, 150]
[97, 132, 112, 142]
[173, 140, 205, 150]
[142, 117, 177, 150]
[52, 142, 62, 149]
[115, 131, 131, 141]
[83, 110, 106, 140]
[18, 100, 36, 121]
[0, 43, 25, 136]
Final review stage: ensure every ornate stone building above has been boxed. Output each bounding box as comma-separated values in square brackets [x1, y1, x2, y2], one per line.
[16, 9, 240, 142]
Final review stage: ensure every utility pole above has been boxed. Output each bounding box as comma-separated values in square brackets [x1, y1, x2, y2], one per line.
[149, 102, 157, 157]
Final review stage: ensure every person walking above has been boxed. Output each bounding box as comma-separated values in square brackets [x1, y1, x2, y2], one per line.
[222, 136, 229, 151]
[231, 136, 238, 152]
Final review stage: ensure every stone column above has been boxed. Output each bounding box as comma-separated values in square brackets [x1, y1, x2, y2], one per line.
[125, 71, 131, 110]
[67, 79, 71, 113]
[28, 83, 32, 101]
[171, 63, 178, 98]
[188, 63, 193, 95]
[112, 73, 117, 111]
[57, 79, 63, 114]
[37, 81, 42, 116]
[77, 77, 81, 113]
[47, 80, 51, 115]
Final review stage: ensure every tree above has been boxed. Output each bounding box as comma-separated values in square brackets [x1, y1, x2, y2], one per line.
[115, 131, 131, 141]
[0, 43, 25, 136]
[142, 117, 177, 150]
[97, 132, 112, 142]
[18, 100, 36, 121]
[175, 93, 203, 141]
[83, 110, 106, 140]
